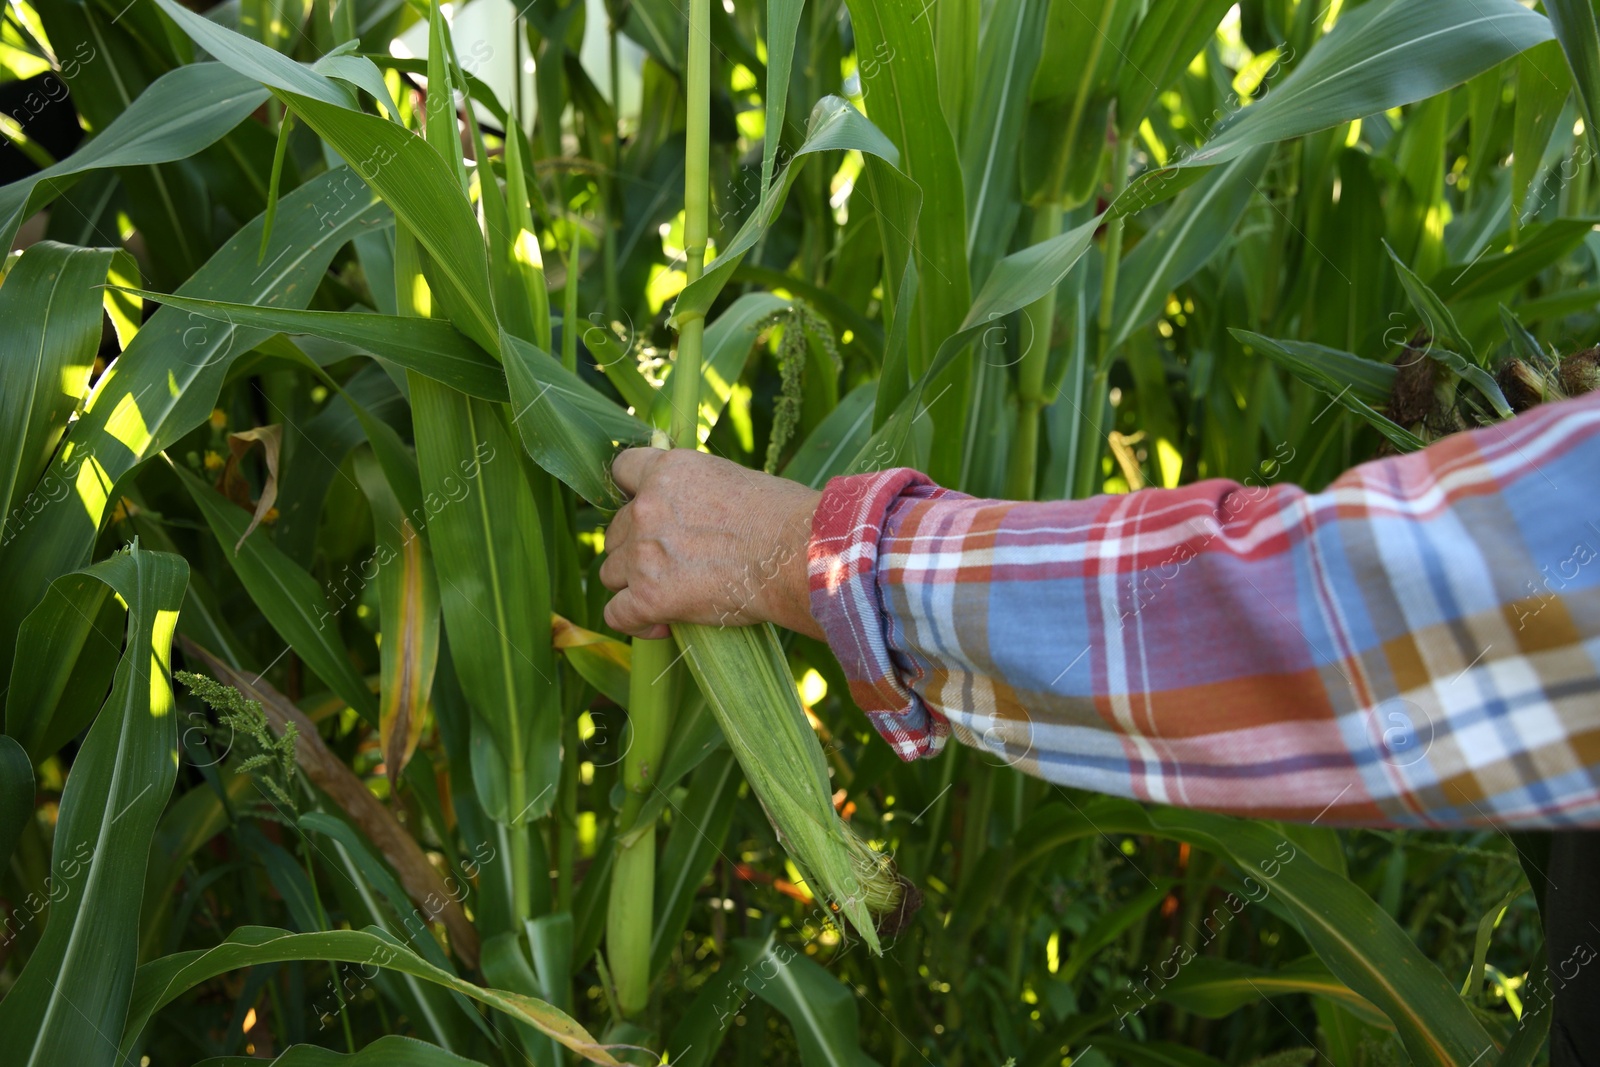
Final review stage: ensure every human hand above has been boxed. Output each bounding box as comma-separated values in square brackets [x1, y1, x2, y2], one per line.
[600, 448, 824, 641]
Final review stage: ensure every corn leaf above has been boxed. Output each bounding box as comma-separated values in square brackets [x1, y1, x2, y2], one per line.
[724, 934, 882, 1067]
[480, 932, 561, 1066]
[149, 0, 352, 107]
[0, 167, 385, 699]
[182, 642, 482, 968]
[655, 292, 789, 439]
[1146, 809, 1496, 1066]
[843, 0, 971, 480]
[121, 927, 627, 1065]
[552, 613, 632, 708]
[0, 546, 187, 1067]
[502, 332, 653, 507]
[650, 750, 741, 978]
[0, 243, 121, 536]
[1512, 41, 1573, 225]
[1230, 330, 1425, 452]
[115, 289, 509, 402]
[0, 735, 32, 873]
[276, 88, 499, 352]
[351, 450, 440, 788]
[1545, 0, 1600, 156]
[1113, 145, 1273, 348]
[1433, 217, 1599, 303]
[1120, 0, 1553, 213]
[862, 213, 1100, 471]
[4, 571, 121, 761]
[1199, 0, 1551, 169]
[0, 63, 268, 249]
[409, 378, 558, 825]
[173, 464, 376, 721]
[670, 96, 899, 328]
[1156, 956, 1391, 1030]
[192, 1035, 490, 1065]
[1115, 0, 1237, 138]
[961, 0, 1046, 286]
[762, 0, 805, 195]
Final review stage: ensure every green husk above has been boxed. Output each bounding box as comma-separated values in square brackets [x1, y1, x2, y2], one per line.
[673, 621, 907, 953]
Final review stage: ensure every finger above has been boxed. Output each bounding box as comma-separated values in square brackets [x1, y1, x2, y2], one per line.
[604, 588, 669, 639]
[605, 500, 634, 551]
[598, 547, 628, 592]
[611, 447, 666, 498]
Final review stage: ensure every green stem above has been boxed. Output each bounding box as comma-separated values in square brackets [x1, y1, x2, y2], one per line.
[508, 798, 532, 924]
[556, 711, 578, 913]
[604, 12, 622, 316]
[562, 231, 579, 373]
[605, 0, 711, 1022]
[302, 837, 354, 1052]
[1004, 203, 1063, 501]
[1074, 133, 1134, 499]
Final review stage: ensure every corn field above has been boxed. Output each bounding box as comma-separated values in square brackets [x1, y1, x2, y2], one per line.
[1, 0, 1598, 1062]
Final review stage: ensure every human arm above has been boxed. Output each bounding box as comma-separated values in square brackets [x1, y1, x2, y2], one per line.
[807, 392, 1600, 829]
[603, 392, 1600, 829]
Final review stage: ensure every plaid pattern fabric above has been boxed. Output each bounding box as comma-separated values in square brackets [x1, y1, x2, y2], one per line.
[808, 391, 1600, 829]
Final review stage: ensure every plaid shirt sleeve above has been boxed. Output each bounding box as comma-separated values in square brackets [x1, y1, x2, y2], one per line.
[808, 391, 1600, 829]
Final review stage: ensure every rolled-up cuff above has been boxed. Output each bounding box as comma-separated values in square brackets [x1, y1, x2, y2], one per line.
[807, 468, 949, 760]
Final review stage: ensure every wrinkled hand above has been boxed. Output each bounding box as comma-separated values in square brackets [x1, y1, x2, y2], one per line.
[600, 448, 823, 640]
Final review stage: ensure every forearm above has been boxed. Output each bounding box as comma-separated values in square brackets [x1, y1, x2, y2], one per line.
[808, 393, 1600, 829]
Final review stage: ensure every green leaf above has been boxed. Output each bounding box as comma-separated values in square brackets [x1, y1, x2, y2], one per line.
[121, 927, 627, 1065]
[149, 0, 352, 107]
[502, 332, 653, 508]
[0, 243, 120, 537]
[0, 735, 32, 874]
[1115, 0, 1236, 137]
[1146, 809, 1496, 1066]
[481, 931, 561, 1065]
[656, 292, 790, 440]
[961, 0, 1047, 285]
[0, 63, 267, 250]
[0, 167, 387, 695]
[1545, 0, 1600, 156]
[762, 0, 805, 195]
[1500, 303, 1555, 370]
[0, 545, 188, 1067]
[1427, 345, 1517, 421]
[194, 1035, 491, 1066]
[1433, 217, 1599, 303]
[861, 213, 1101, 472]
[1057, 880, 1176, 984]
[1120, 0, 1552, 211]
[670, 96, 900, 328]
[409, 378, 557, 825]
[781, 380, 879, 489]
[843, 0, 972, 480]
[1512, 41, 1573, 225]
[115, 289, 509, 402]
[1199, 0, 1551, 168]
[4, 571, 121, 760]
[173, 463, 377, 722]
[275, 89, 499, 352]
[725, 934, 882, 1067]
[1155, 956, 1392, 1030]
[350, 450, 441, 788]
[1113, 145, 1273, 348]
[650, 750, 740, 978]
[1384, 240, 1480, 363]
[1230, 330, 1426, 453]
